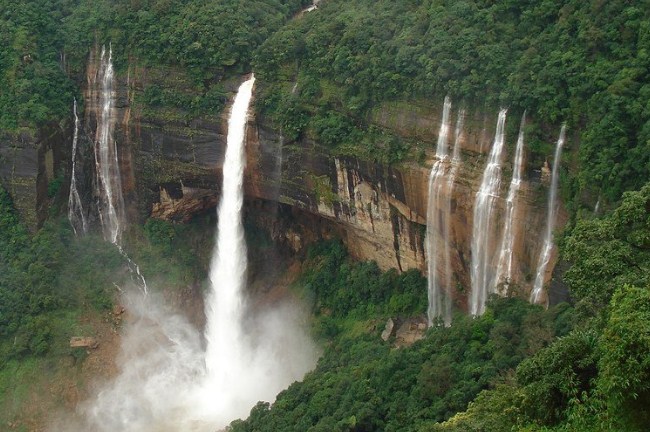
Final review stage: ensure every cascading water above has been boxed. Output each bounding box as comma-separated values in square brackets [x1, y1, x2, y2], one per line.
[530, 125, 566, 304]
[94, 44, 125, 245]
[91, 45, 147, 293]
[203, 75, 254, 392]
[470, 109, 507, 316]
[495, 113, 526, 293]
[68, 99, 88, 235]
[436, 108, 465, 326]
[426, 97, 452, 326]
[451, 110, 464, 164]
[196, 74, 315, 427]
[68, 75, 316, 432]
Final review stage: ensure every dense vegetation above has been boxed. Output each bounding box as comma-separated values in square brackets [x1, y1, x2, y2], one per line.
[0, 0, 309, 131]
[302, 240, 427, 322]
[0, 186, 120, 361]
[230, 240, 575, 431]
[254, 0, 650, 202]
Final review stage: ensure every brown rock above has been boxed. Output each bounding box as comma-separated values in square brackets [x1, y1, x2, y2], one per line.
[70, 337, 99, 349]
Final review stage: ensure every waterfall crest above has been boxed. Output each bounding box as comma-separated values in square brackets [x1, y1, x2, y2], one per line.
[530, 125, 566, 304]
[426, 97, 452, 326]
[470, 109, 507, 316]
[495, 113, 526, 293]
[68, 99, 87, 235]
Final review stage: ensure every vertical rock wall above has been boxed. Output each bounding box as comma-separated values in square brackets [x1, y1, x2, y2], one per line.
[77, 52, 566, 307]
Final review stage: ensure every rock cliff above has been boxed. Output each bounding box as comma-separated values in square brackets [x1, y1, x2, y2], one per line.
[6, 47, 567, 309]
[0, 125, 69, 230]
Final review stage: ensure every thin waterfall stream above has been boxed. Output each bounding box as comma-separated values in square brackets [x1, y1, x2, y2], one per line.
[530, 125, 566, 304]
[92, 44, 148, 293]
[470, 109, 507, 316]
[68, 98, 87, 235]
[495, 113, 526, 293]
[426, 97, 452, 326]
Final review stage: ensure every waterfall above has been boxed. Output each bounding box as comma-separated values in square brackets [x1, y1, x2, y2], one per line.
[92, 45, 147, 293]
[495, 113, 526, 293]
[68, 99, 88, 235]
[530, 125, 566, 304]
[94, 44, 125, 245]
[203, 75, 254, 384]
[426, 97, 452, 326]
[470, 109, 507, 316]
[438, 108, 465, 326]
[452, 110, 464, 164]
[72, 75, 315, 432]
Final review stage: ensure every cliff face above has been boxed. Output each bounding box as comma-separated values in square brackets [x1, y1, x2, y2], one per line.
[0, 125, 69, 230]
[74, 48, 565, 307]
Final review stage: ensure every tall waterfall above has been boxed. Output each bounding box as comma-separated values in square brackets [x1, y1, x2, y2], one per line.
[194, 74, 316, 426]
[94, 45, 125, 245]
[70, 75, 315, 432]
[439, 109, 464, 326]
[470, 109, 507, 316]
[426, 97, 452, 326]
[68, 99, 87, 235]
[495, 113, 526, 293]
[204, 75, 254, 384]
[530, 125, 566, 304]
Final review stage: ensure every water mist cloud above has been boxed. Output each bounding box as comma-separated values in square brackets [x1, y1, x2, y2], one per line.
[51, 287, 317, 432]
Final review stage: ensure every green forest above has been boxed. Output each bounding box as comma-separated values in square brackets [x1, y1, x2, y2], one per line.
[1, 0, 649, 431]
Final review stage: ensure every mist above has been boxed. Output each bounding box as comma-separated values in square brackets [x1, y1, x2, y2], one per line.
[50, 286, 317, 432]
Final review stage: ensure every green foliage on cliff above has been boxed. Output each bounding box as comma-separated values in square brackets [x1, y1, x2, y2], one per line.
[302, 240, 427, 321]
[60, 0, 309, 75]
[0, 186, 121, 361]
[254, 0, 650, 201]
[562, 182, 650, 310]
[0, 0, 309, 131]
[0, 0, 76, 130]
[230, 181, 650, 431]
[231, 240, 573, 431]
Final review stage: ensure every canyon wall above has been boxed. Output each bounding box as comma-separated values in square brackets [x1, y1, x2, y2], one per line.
[7, 48, 566, 309]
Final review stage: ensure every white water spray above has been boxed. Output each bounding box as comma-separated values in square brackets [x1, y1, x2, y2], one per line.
[426, 97, 452, 326]
[470, 109, 507, 316]
[68, 99, 88, 235]
[495, 113, 526, 293]
[530, 125, 566, 305]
